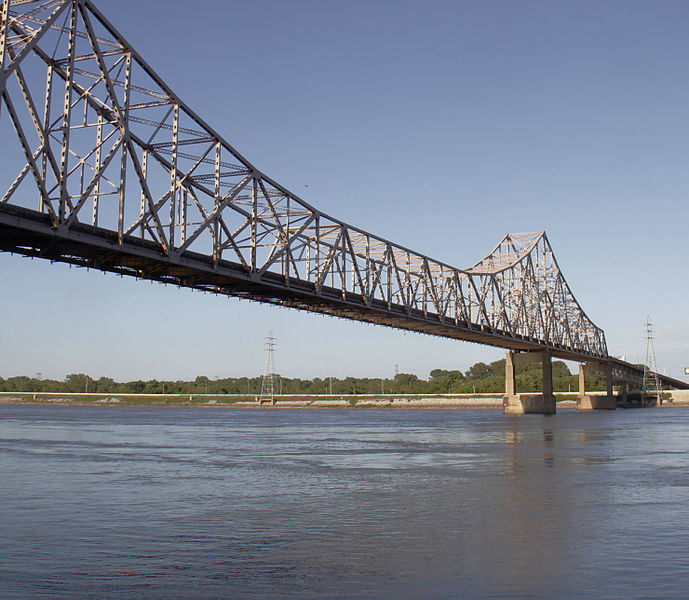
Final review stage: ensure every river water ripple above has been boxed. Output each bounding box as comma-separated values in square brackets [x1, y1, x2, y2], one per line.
[1, 405, 689, 598]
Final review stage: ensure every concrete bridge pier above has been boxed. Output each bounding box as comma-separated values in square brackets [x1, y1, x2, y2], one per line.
[503, 350, 556, 415]
[577, 361, 616, 410]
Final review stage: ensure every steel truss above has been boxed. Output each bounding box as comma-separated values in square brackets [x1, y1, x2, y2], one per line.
[1, 0, 609, 361]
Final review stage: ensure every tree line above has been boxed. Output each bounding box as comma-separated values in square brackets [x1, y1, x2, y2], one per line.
[0, 358, 605, 395]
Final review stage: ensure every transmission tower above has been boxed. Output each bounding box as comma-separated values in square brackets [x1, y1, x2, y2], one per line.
[641, 317, 663, 405]
[259, 332, 277, 405]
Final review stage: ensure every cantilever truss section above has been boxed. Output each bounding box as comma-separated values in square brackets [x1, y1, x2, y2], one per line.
[0, 0, 608, 359]
[464, 232, 606, 357]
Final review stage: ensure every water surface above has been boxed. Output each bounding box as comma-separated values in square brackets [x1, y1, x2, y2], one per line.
[1, 405, 688, 598]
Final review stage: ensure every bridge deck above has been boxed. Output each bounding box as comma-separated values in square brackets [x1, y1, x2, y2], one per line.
[0, 204, 602, 363]
[4, 206, 687, 389]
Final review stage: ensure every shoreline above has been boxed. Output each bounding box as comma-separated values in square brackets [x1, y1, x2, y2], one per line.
[0, 395, 505, 410]
[2, 393, 688, 410]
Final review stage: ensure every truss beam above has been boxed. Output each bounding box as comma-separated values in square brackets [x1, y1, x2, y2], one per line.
[1, 0, 610, 362]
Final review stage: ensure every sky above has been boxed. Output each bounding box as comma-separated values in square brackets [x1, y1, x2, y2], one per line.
[1, 0, 688, 382]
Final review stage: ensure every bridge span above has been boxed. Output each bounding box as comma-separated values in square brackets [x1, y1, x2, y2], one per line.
[1, 0, 686, 412]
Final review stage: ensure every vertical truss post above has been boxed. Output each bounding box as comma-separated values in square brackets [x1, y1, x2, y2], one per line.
[0, 0, 8, 116]
[365, 236, 370, 299]
[59, 1, 78, 224]
[212, 142, 220, 264]
[40, 65, 53, 214]
[117, 142, 128, 238]
[117, 52, 132, 241]
[78, 97, 86, 198]
[386, 247, 392, 308]
[169, 103, 179, 247]
[180, 188, 187, 245]
[138, 148, 147, 237]
[305, 242, 311, 282]
[340, 229, 346, 298]
[314, 215, 320, 290]
[251, 177, 258, 272]
[285, 196, 291, 281]
[330, 242, 334, 288]
[93, 111, 103, 226]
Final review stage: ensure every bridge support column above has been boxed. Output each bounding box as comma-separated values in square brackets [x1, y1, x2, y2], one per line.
[577, 361, 616, 410]
[503, 350, 556, 415]
[505, 350, 516, 397]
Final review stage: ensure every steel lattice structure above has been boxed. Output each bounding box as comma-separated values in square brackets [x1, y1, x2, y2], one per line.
[0, 0, 611, 362]
[641, 317, 663, 400]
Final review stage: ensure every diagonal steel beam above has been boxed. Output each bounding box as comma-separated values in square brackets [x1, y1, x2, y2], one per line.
[2, 89, 58, 222]
[0, 0, 69, 91]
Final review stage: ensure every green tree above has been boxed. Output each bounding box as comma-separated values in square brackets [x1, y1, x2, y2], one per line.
[64, 373, 89, 393]
[466, 362, 494, 380]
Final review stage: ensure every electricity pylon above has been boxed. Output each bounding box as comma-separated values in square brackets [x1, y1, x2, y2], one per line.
[641, 317, 663, 405]
[259, 332, 277, 405]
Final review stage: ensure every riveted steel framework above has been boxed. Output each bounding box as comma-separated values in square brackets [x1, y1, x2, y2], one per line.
[0, 0, 612, 363]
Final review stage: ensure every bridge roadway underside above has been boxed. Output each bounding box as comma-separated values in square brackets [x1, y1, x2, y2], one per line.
[0, 204, 626, 364]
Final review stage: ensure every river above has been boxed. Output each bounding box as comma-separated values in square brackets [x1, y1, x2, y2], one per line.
[1, 405, 688, 598]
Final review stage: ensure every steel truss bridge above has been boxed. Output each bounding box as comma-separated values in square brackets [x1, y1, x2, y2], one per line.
[1, 0, 686, 391]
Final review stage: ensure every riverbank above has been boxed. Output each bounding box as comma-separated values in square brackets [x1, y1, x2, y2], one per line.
[2, 391, 687, 409]
[0, 391, 504, 409]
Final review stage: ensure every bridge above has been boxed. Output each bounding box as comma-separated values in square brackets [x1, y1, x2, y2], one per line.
[1, 0, 686, 412]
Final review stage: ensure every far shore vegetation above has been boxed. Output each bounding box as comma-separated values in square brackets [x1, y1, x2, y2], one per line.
[0, 358, 605, 396]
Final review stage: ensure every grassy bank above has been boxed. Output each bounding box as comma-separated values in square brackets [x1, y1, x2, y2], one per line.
[2, 391, 686, 409]
[0, 391, 505, 408]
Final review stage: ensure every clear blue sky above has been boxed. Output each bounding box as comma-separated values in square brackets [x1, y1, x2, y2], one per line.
[1, 0, 688, 382]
